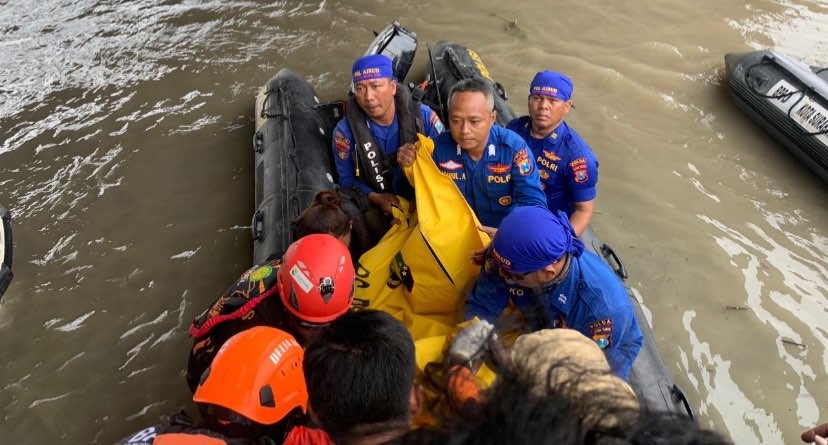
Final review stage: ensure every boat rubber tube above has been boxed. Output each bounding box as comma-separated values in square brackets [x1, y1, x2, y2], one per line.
[251, 69, 343, 264]
[0, 204, 12, 300]
[424, 40, 515, 127]
[725, 50, 828, 184]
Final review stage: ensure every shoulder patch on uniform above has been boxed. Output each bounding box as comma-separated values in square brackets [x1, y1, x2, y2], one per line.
[429, 111, 444, 133]
[588, 318, 613, 349]
[487, 164, 510, 174]
[335, 131, 350, 160]
[513, 148, 533, 176]
[570, 157, 588, 183]
[439, 160, 463, 171]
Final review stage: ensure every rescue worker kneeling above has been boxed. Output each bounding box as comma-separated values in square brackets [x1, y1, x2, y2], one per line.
[116, 327, 311, 444]
[187, 234, 355, 393]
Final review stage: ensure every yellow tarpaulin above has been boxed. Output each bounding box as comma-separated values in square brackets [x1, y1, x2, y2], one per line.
[354, 134, 491, 365]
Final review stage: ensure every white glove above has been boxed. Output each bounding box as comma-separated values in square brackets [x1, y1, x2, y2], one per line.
[448, 320, 496, 364]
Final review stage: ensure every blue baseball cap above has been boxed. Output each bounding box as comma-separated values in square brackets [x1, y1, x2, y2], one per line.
[529, 71, 574, 102]
[491, 206, 585, 274]
[352, 54, 395, 84]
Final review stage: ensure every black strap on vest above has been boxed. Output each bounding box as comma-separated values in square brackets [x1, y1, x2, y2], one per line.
[346, 85, 424, 193]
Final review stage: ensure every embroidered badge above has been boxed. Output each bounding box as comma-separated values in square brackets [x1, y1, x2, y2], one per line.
[498, 196, 512, 206]
[539, 169, 550, 180]
[439, 160, 463, 171]
[249, 265, 273, 282]
[429, 111, 444, 133]
[542, 150, 561, 161]
[588, 319, 613, 349]
[570, 157, 588, 183]
[334, 131, 350, 160]
[513, 148, 533, 175]
[487, 164, 510, 174]
[488, 144, 496, 157]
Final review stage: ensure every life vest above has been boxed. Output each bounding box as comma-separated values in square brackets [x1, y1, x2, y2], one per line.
[346, 86, 424, 194]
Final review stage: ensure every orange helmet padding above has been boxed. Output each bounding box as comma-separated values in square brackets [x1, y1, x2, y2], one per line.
[193, 326, 307, 425]
[277, 234, 355, 323]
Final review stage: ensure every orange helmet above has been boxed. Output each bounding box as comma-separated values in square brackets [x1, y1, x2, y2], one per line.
[193, 326, 307, 425]
[277, 234, 355, 324]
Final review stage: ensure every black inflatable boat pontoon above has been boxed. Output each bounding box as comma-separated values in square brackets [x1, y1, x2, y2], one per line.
[0, 204, 13, 301]
[725, 50, 828, 184]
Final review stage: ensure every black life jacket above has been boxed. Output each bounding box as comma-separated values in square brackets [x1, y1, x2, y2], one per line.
[346, 86, 424, 194]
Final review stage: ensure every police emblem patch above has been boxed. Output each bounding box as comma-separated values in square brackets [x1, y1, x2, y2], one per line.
[588, 319, 613, 349]
[570, 157, 588, 183]
[429, 111, 445, 133]
[487, 164, 510, 174]
[439, 160, 463, 171]
[513, 149, 533, 176]
[542, 150, 561, 161]
[334, 131, 350, 160]
[539, 169, 550, 180]
[498, 196, 512, 206]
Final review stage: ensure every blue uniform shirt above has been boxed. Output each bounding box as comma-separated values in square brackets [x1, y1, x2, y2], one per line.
[432, 125, 547, 228]
[465, 250, 643, 379]
[506, 116, 599, 217]
[333, 104, 443, 196]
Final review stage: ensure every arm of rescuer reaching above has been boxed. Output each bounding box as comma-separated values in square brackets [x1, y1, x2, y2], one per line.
[464, 264, 509, 323]
[569, 200, 594, 237]
[509, 147, 548, 208]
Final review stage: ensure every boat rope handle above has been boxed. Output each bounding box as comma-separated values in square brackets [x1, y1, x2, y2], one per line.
[745, 60, 828, 136]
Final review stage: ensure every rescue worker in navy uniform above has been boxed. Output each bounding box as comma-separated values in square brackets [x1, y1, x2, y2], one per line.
[186, 234, 355, 393]
[117, 327, 309, 444]
[332, 54, 443, 237]
[397, 77, 547, 228]
[465, 206, 643, 379]
[506, 71, 599, 236]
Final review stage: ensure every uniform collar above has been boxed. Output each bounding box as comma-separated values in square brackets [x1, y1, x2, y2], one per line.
[525, 118, 569, 144]
[456, 126, 499, 160]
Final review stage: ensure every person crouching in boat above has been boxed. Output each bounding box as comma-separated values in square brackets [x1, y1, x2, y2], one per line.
[117, 327, 319, 444]
[465, 206, 643, 379]
[507, 71, 599, 236]
[332, 54, 444, 240]
[293, 190, 370, 264]
[186, 234, 355, 393]
[396, 77, 547, 228]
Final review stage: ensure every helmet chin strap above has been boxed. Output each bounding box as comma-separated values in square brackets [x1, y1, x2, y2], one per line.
[538, 254, 571, 294]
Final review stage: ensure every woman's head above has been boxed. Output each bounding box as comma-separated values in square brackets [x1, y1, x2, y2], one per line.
[295, 191, 352, 246]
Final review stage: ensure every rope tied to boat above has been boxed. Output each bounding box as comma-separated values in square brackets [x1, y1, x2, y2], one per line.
[745, 59, 828, 136]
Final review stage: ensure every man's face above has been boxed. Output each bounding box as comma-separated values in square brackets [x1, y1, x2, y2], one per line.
[528, 95, 571, 133]
[448, 91, 496, 152]
[354, 78, 397, 122]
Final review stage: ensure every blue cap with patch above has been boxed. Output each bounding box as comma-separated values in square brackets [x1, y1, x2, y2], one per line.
[529, 70, 574, 102]
[352, 54, 395, 84]
[492, 206, 585, 274]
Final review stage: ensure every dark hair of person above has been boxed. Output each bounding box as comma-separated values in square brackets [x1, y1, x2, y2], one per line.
[448, 77, 495, 112]
[294, 190, 370, 261]
[303, 309, 416, 441]
[407, 342, 730, 445]
[295, 190, 351, 239]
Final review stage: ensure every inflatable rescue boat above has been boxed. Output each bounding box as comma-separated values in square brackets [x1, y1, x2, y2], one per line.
[250, 21, 694, 418]
[725, 50, 828, 184]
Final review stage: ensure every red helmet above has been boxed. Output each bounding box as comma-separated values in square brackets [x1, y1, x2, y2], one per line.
[193, 326, 307, 425]
[278, 234, 355, 324]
